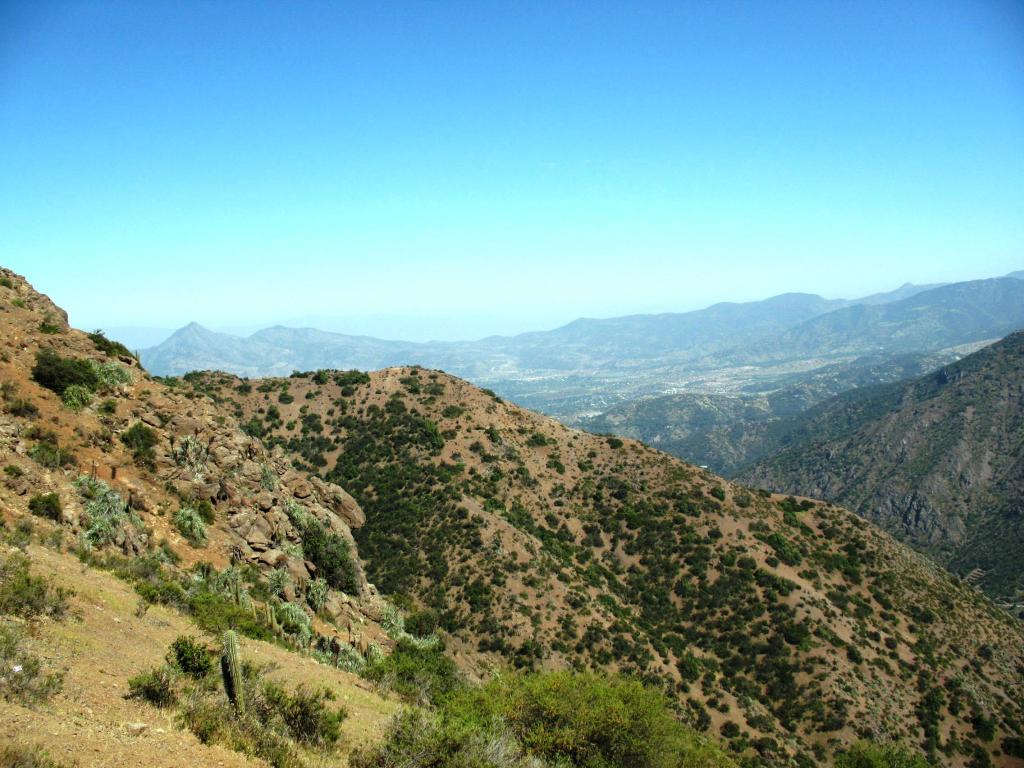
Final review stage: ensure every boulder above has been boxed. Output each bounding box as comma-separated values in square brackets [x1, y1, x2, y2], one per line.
[257, 549, 287, 567]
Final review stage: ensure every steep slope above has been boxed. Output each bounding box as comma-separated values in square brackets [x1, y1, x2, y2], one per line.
[184, 366, 1024, 767]
[739, 332, 1024, 606]
[575, 349, 973, 475]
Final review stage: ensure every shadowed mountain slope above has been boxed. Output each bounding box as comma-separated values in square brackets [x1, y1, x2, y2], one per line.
[739, 332, 1024, 606]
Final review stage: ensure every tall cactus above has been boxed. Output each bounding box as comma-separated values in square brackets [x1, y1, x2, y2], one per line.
[220, 630, 245, 715]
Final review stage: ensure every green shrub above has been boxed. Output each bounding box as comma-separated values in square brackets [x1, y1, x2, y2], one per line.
[291, 514, 357, 594]
[363, 637, 461, 706]
[306, 577, 328, 613]
[127, 665, 177, 708]
[90, 360, 132, 390]
[28, 493, 62, 521]
[834, 741, 930, 768]
[0, 553, 72, 620]
[353, 670, 737, 768]
[31, 349, 98, 395]
[75, 475, 140, 548]
[60, 384, 92, 411]
[121, 422, 158, 468]
[168, 635, 213, 678]
[188, 591, 271, 641]
[88, 330, 135, 359]
[1002, 736, 1024, 759]
[38, 316, 62, 334]
[27, 440, 75, 469]
[263, 682, 347, 747]
[174, 507, 208, 547]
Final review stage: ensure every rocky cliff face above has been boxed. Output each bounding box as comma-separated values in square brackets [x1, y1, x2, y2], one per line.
[740, 331, 1024, 604]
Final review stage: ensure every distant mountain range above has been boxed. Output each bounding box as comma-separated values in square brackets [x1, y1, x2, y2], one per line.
[142, 274, 1024, 419]
[738, 331, 1024, 604]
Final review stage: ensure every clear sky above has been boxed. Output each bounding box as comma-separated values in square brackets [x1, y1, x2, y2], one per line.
[1, 0, 1022, 342]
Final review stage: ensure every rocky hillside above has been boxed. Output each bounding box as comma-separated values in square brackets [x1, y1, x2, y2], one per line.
[740, 332, 1024, 607]
[183, 363, 1024, 767]
[0, 267, 411, 691]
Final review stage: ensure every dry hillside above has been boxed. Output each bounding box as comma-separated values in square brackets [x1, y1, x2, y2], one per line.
[185, 363, 1024, 768]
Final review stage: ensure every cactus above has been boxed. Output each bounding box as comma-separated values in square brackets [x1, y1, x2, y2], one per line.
[220, 630, 245, 715]
[266, 602, 281, 636]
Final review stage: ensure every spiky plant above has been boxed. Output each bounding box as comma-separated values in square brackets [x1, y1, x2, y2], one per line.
[220, 630, 245, 715]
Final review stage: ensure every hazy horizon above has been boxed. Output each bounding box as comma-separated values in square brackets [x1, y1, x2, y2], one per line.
[93, 266, 1018, 351]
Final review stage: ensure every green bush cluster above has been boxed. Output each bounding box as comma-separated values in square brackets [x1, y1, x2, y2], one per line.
[286, 506, 357, 594]
[31, 349, 131, 413]
[121, 422, 158, 468]
[168, 635, 213, 678]
[363, 637, 461, 706]
[60, 384, 93, 411]
[834, 741, 929, 768]
[352, 671, 737, 768]
[174, 507, 208, 547]
[127, 665, 177, 708]
[87, 329, 135, 359]
[74, 475, 142, 548]
[31, 349, 109, 396]
[26, 428, 75, 469]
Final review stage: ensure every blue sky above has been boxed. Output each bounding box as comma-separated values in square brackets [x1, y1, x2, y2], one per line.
[1, 1, 1022, 343]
